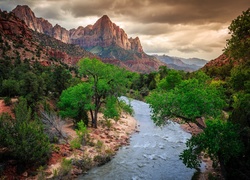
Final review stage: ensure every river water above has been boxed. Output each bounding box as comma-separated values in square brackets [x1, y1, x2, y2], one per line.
[79, 98, 195, 180]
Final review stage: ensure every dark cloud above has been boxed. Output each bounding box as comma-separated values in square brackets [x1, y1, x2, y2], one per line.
[0, 0, 37, 12]
[58, 0, 249, 25]
[0, 0, 248, 59]
[126, 23, 172, 36]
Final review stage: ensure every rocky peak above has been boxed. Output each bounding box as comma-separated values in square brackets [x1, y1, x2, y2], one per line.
[12, 6, 144, 53]
[12, 5, 43, 32]
[0, 9, 32, 38]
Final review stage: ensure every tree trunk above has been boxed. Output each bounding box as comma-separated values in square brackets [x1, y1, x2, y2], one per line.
[93, 109, 98, 128]
[218, 152, 227, 179]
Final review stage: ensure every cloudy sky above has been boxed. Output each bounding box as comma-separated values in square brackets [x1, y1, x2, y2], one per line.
[0, 0, 249, 60]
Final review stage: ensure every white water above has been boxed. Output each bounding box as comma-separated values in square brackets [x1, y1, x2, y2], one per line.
[78, 98, 195, 180]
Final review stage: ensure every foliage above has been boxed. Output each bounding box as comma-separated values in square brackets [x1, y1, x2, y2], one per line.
[73, 154, 93, 172]
[225, 8, 250, 61]
[103, 96, 120, 120]
[119, 99, 134, 116]
[96, 140, 104, 152]
[58, 83, 92, 125]
[70, 120, 89, 149]
[77, 58, 129, 128]
[0, 58, 73, 112]
[146, 76, 226, 126]
[180, 120, 243, 176]
[70, 138, 81, 149]
[0, 98, 51, 166]
[75, 120, 89, 145]
[57, 158, 72, 176]
[157, 69, 183, 91]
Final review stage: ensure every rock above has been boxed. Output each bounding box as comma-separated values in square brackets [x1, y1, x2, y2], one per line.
[72, 168, 82, 176]
[11, 5, 166, 73]
[22, 171, 28, 177]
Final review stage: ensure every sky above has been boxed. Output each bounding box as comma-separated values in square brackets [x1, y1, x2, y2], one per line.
[0, 0, 249, 60]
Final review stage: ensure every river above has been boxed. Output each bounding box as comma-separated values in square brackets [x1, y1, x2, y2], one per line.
[78, 98, 196, 180]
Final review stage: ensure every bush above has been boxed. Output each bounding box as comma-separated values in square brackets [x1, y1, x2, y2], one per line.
[3, 97, 11, 105]
[59, 158, 72, 176]
[0, 98, 51, 166]
[76, 120, 89, 145]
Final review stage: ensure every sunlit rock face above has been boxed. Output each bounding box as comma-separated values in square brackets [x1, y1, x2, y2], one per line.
[12, 5, 166, 73]
[13, 6, 143, 53]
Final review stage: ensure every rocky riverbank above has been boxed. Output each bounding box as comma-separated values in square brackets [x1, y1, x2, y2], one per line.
[43, 113, 138, 179]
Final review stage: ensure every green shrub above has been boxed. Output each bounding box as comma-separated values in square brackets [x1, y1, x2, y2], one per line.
[0, 98, 51, 166]
[59, 158, 72, 176]
[70, 138, 81, 149]
[3, 97, 11, 105]
[76, 120, 89, 145]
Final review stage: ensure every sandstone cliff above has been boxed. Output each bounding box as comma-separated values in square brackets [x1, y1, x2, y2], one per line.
[12, 6, 144, 53]
[0, 9, 97, 67]
[11, 5, 166, 73]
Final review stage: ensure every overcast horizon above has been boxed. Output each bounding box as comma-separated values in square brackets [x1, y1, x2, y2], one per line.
[0, 0, 249, 60]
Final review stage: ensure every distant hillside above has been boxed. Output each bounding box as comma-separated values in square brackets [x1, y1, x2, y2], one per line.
[154, 55, 207, 72]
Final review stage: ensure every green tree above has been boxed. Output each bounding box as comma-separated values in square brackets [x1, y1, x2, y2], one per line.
[157, 70, 183, 91]
[0, 98, 51, 166]
[225, 8, 250, 61]
[146, 78, 226, 127]
[51, 65, 72, 98]
[1, 79, 20, 97]
[77, 58, 128, 128]
[180, 119, 243, 179]
[58, 83, 92, 126]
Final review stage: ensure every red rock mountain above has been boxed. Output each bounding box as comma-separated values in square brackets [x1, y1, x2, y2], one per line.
[0, 9, 96, 67]
[12, 5, 143, 53]
[11, 5, 165, 73]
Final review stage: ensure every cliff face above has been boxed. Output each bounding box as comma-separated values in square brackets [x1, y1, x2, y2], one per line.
[12, 6, 143, 53]
[0, 10, 32, 38]
[0, 9, 97, 67]
[11, 5, 166, 73]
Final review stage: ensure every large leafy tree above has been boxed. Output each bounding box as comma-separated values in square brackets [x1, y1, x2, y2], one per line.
[146, 72, 226, 127]
[178, 9, 250, 179]
[58, 83, 92, 126]
[180, 119, 243, 179]
[60, 58, 129, 128]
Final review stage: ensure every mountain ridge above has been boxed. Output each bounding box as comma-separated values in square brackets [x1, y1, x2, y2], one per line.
[12, 5, 143, 53]
[12, 5, 165, 73]
[154, 54, 208, 72]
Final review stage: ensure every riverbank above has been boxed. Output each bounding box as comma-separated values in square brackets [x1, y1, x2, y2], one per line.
[0, 99, 138, 179]
[44, 113, 138, 179]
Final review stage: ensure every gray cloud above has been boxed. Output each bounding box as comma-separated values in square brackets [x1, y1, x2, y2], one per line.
[0, 0, 248, 59]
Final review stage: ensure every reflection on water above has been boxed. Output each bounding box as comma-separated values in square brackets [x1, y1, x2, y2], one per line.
[78, 98, 195, 180]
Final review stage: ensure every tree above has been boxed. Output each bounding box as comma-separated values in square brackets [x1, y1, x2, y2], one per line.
[0, 97, 51, 166]
[58, 83, 92, 126]
[51, 65, 72, 98]
[225, 8, 250, 61]
[62, 58, 128, 128]
[180, 119, 243, 179]
[146, 77, 226, 127]
[157, 70, 183, 91]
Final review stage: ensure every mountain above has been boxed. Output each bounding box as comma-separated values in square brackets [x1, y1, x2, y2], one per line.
[12, 5, 165, 73]
[154, 55, 207, 72]
[0, 9, 97, 67]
